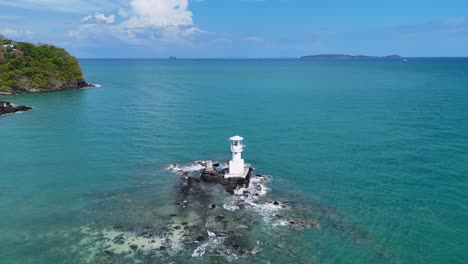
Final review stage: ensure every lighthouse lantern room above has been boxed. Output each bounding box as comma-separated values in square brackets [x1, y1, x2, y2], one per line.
[225, 135, 248, 178]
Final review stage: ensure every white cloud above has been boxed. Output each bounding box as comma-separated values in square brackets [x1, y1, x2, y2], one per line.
[122, 0, 192, 28]
[81, 13, 116, 24]
[73, 0, 204, 45]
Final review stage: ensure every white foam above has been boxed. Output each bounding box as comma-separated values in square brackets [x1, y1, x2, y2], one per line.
[226, 175, 289, 226]
[272, 219, 290, 227]
[191, 231, 217, 258]
[166, 163, 205, 173]
[191, 230, 240, 261]
[223, 204, 240, 212]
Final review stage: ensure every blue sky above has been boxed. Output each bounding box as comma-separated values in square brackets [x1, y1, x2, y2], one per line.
[1, 0, 467, 58]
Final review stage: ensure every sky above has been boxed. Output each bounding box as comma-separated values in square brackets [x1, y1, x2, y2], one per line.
[0, 0, 468, 58]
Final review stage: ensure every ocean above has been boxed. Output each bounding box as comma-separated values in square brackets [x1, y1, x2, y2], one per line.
[1, 58, 467, 263]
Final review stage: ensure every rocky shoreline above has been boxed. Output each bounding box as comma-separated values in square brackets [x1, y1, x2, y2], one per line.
[0, 81, 97, 95]
[0, 82, 99, 116]
[0, 101, 32, 116]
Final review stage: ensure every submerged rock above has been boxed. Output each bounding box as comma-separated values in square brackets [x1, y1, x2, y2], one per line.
[215, 215, 226, 222]
[139, 231, 154, 238]
[113, 234, 125, 245]
[130, 244, 138, 251]
[195, 236, 206, 242]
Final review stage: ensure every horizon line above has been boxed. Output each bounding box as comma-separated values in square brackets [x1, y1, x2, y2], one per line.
[77, 56, 468, 60]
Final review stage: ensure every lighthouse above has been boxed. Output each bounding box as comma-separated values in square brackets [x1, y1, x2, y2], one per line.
[225, 135, 248, 178]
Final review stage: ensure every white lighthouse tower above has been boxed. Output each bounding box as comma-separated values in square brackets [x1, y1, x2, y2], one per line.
[225, 135, 248, 178]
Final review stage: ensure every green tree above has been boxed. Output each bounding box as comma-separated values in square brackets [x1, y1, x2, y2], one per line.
[0, 37, 86, 93]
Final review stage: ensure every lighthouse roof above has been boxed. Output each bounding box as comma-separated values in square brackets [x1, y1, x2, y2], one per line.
[229, 135, 244, 141]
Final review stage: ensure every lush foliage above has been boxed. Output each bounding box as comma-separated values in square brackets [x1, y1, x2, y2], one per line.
[0, 35, 84, 92]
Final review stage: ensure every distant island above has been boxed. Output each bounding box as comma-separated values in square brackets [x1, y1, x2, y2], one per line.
[0, 35, 93, 95]
[300, 54, 402, 60]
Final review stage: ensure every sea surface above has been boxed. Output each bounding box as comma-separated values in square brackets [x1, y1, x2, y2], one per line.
[1, 58, 468, 264]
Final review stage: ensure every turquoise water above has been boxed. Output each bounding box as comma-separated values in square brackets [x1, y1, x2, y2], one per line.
[1, 59, 468, 263]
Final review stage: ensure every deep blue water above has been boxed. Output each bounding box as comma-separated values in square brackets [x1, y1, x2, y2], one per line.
[1, 59, 468, 263]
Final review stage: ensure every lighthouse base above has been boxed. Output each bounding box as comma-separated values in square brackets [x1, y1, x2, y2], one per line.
[225, 167, 250, 179]
[201, 166, 253, 193]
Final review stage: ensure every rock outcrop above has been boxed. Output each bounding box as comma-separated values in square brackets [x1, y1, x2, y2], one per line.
[0, 101, 32, 116]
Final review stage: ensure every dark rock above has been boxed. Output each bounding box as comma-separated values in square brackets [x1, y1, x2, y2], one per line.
[237, 203, 246, 209]
[1, 79, 95, 95]
[151, 240, 156, 243]
[181, 185, 191, 194]
[216, 232, 229, 238]
[159, 246, 166, 250]
[173, 226, 181, 230]
[195, 236, 206, 242]
[0, 101, 32, 116]
[215, 215, 226, 222]
[113, 234, 125, 245]
[181, 176, 199, 194]
[129, 244, 138, 251]
[210, 204, 216, 209]
[181, 222, 188, 226]
[201, 170, 220, 182]
[273, 201, 280, 206]
[169, 213, 177, 217]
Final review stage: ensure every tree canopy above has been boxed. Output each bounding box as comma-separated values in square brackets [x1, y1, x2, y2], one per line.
[0, 37, 85, 93]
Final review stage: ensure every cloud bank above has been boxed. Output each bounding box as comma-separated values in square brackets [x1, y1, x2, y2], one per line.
[81, 13, 116, 24]
[73, 0, 203, 45]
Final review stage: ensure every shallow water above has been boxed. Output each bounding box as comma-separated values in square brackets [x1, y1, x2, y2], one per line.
[1, 59, 468, 263]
